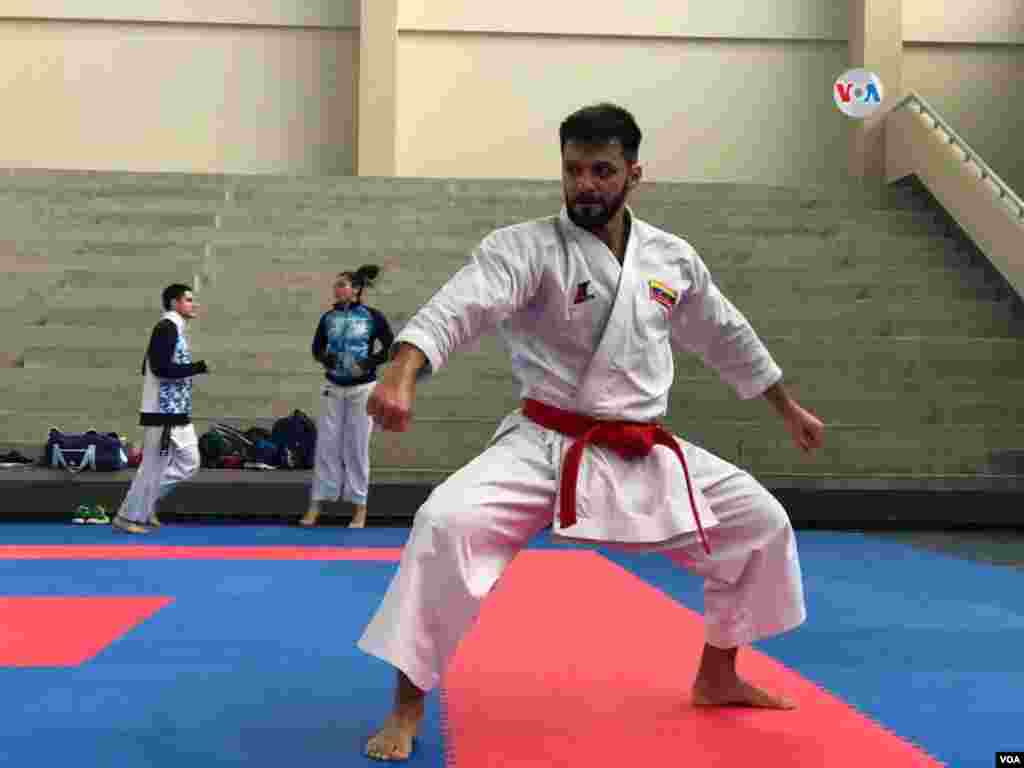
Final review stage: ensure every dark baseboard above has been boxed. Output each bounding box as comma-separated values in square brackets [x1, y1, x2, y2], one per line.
[2, 471, 1022, 530]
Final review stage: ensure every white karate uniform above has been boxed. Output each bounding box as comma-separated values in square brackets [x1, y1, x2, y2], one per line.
[311, 380, 376, 506]
[358, 207, 807, 692]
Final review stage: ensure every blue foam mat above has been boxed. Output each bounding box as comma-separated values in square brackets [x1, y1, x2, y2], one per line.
[1, 524, 1021, 767]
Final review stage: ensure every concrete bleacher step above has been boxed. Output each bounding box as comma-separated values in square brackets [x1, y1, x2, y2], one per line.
[2, 410, 1019, 478]
[0, 184, 934, 232]
[3, 367, 1021, 432]
[16, 258, 1006, 309]
[1, 169, 908, 207]
[697, 232, 964, 270]
[4, 255, 1002, 335]
[4, 323, 1023, 389]
[18, 345, 321, 374]
[2, 169, 1018, 486]
[18, 258, 996, 304]
[5, 229, 962, 279]
[0, 216, 943, 253]
[0, 371, 1020, 434]
[5, 296, 1019, 342]
[0, 365, 322, 398]
[695, 265, 1007, 303]
[3, 327, 1021, 425]
[2, 196, 930, 234]
[748, 298, 1022, 338]
[0, 184, 932, 219]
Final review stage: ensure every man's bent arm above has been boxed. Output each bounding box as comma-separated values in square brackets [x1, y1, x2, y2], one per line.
[388, 230, 542, 379]
[762, 380, 796, 417]
[389, 342, 428, 380]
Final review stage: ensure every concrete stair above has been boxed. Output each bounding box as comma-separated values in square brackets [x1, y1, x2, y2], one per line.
[1, 170, 1022, 488]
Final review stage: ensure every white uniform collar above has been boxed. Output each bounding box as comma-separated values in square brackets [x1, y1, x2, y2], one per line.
[162, 310, 185, 330]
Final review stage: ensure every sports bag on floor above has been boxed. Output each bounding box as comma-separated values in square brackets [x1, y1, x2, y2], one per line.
[45, 429, 127, 473]
[271, 410, 317, 469]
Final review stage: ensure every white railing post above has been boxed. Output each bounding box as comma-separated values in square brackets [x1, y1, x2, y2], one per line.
[891, 91, 1024, 223]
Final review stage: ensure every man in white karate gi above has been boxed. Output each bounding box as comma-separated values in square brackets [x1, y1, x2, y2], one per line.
[359, 102, 826, 761]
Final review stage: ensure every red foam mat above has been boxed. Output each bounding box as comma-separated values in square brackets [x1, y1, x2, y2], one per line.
[442, 550, 943, 767]
[0, 545, 402, 561]
[0, 596, 172, 667]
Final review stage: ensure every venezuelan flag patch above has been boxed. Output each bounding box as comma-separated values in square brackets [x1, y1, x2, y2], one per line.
[648, 279, 678, 309]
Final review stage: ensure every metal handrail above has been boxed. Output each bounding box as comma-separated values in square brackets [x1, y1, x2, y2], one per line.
[889, 91, 1024, 222]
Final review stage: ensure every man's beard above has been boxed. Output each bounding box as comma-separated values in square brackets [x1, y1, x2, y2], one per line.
[566, 185, 628, 231]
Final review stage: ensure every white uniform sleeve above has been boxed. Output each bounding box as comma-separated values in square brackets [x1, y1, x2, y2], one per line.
[670, 247, 783, 400]
[390, 231, 541, 378]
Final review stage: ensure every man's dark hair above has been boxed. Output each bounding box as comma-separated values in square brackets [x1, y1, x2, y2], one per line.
[162, 283, 193, 311]
[559, 103, 642, 163]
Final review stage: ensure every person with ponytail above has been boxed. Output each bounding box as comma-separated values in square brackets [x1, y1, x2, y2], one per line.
[302, 265, 394, 528]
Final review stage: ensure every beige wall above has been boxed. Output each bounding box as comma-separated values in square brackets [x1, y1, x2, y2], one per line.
[903, 45, 1023, 194]
[394, 2, 852, 184]
[0, 5, 359, 175]
[903, 0, 1024, 44]
[1, 1, 1020, 187]
[901, 0, 1024, 194]
[396, 1, 847, 39]
[1, 1, 359, 28]
[395, 33, 850, 184]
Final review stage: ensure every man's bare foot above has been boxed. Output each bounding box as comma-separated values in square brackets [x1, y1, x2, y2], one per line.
[365, 710, 422, 761]
[366, 670, 426, 761]
[691, 643, 795, 709]
[299, 503, 320, 527]
[349, 504, 367, 529]
[692, 678, 796, 709]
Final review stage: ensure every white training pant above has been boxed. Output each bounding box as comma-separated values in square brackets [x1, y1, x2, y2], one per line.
[311, 381, 376, 506]
[118, 424, 199, 523]
[358, 414, 806, 693]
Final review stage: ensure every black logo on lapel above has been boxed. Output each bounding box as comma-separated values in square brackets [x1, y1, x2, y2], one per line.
[574, 281, 596, 304]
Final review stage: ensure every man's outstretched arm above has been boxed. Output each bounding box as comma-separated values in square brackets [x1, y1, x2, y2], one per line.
[670, 249, 824, 454]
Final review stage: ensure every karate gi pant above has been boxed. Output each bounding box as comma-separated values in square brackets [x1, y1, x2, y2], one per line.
[310, 381, 375, 506]
[358, 414, 807, 693]
[117, 424, 199, 524]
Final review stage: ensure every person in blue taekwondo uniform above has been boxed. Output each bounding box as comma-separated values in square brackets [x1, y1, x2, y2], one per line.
[113, 283, 209, 534]
[302, 265, 394, 528]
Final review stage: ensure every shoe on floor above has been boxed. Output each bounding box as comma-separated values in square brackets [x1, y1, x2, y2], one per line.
[112, 515, 150, 534]
[86, 505, 111, 525]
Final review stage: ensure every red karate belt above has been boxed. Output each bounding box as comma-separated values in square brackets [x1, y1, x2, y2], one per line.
[521, 398, 710, 555]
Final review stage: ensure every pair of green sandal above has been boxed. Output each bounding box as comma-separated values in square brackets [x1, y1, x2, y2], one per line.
[71, 504, 111, 525]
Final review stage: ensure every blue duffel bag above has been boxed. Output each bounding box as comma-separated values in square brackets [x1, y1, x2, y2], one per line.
[45, 428, 128, 473]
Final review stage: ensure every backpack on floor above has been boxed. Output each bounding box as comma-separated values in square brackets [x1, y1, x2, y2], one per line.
[271, 410, 317, 469]
[244, 427, 280, 467]
[198, 429, 242, 469]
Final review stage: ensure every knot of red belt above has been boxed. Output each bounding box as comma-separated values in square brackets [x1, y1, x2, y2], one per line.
[522, 398, 710, 555]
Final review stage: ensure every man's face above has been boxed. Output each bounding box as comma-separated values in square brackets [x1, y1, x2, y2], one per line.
[334, 277, 355, 303]
[562, 140, 639, 231]
[173, 291, 197, 319]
